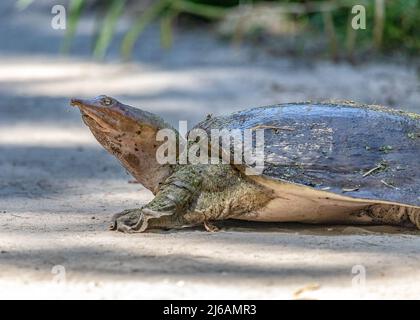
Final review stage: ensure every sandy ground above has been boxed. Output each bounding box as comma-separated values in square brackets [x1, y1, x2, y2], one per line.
[0, 1, 420, 299]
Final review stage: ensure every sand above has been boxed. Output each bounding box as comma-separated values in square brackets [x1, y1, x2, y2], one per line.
[0, 0, 419, 299]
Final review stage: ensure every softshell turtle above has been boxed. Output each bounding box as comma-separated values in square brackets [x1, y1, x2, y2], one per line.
[71, 96, 420, 232]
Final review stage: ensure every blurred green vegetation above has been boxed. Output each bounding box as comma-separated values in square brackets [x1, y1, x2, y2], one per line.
[18, 0, 420, 59]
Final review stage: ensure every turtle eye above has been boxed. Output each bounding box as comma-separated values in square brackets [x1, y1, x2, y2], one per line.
[101, 97, 113, 106]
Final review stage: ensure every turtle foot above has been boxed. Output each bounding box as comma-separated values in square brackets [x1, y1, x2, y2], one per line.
[110, 208, 174, 233]
[110, 209, 146, 233]
[408, 208, 420, 229]
[203, 221, 220, 232]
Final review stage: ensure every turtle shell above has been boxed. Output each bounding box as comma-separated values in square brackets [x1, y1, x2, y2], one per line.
[194, 102, 420, 207]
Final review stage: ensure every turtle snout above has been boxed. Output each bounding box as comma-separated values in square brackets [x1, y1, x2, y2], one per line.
[70, 98, 83, 107]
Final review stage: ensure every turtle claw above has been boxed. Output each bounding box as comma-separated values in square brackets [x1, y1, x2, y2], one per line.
[110, 208, 175, 233]
[109, 210, 131, 230]
[110, 208, 147, 233]
[203, 221, 220, 232]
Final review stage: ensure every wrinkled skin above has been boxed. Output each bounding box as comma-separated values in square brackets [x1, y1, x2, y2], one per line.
[71, 96, 420, 232]
[71, 96, 175, 193]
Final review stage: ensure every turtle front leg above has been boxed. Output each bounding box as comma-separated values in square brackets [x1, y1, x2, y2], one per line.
[110, 166, 204, 233]
[110, 207, 180, 233]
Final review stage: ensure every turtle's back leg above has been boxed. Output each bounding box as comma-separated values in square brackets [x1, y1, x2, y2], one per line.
[363, 204, 420, 229]
[110, 165, 205, 233]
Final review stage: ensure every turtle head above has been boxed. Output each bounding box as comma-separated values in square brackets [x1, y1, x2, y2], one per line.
[71, 95, 175, 193]
[71, 95, 166, 134]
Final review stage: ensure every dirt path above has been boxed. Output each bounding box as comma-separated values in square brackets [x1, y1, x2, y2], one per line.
[0, 0, 419, 299]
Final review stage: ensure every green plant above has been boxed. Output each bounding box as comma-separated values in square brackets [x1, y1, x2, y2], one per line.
[61, 0, 86, 53]
[17, 0, 420, 59]
[93, 0, 127, 59]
